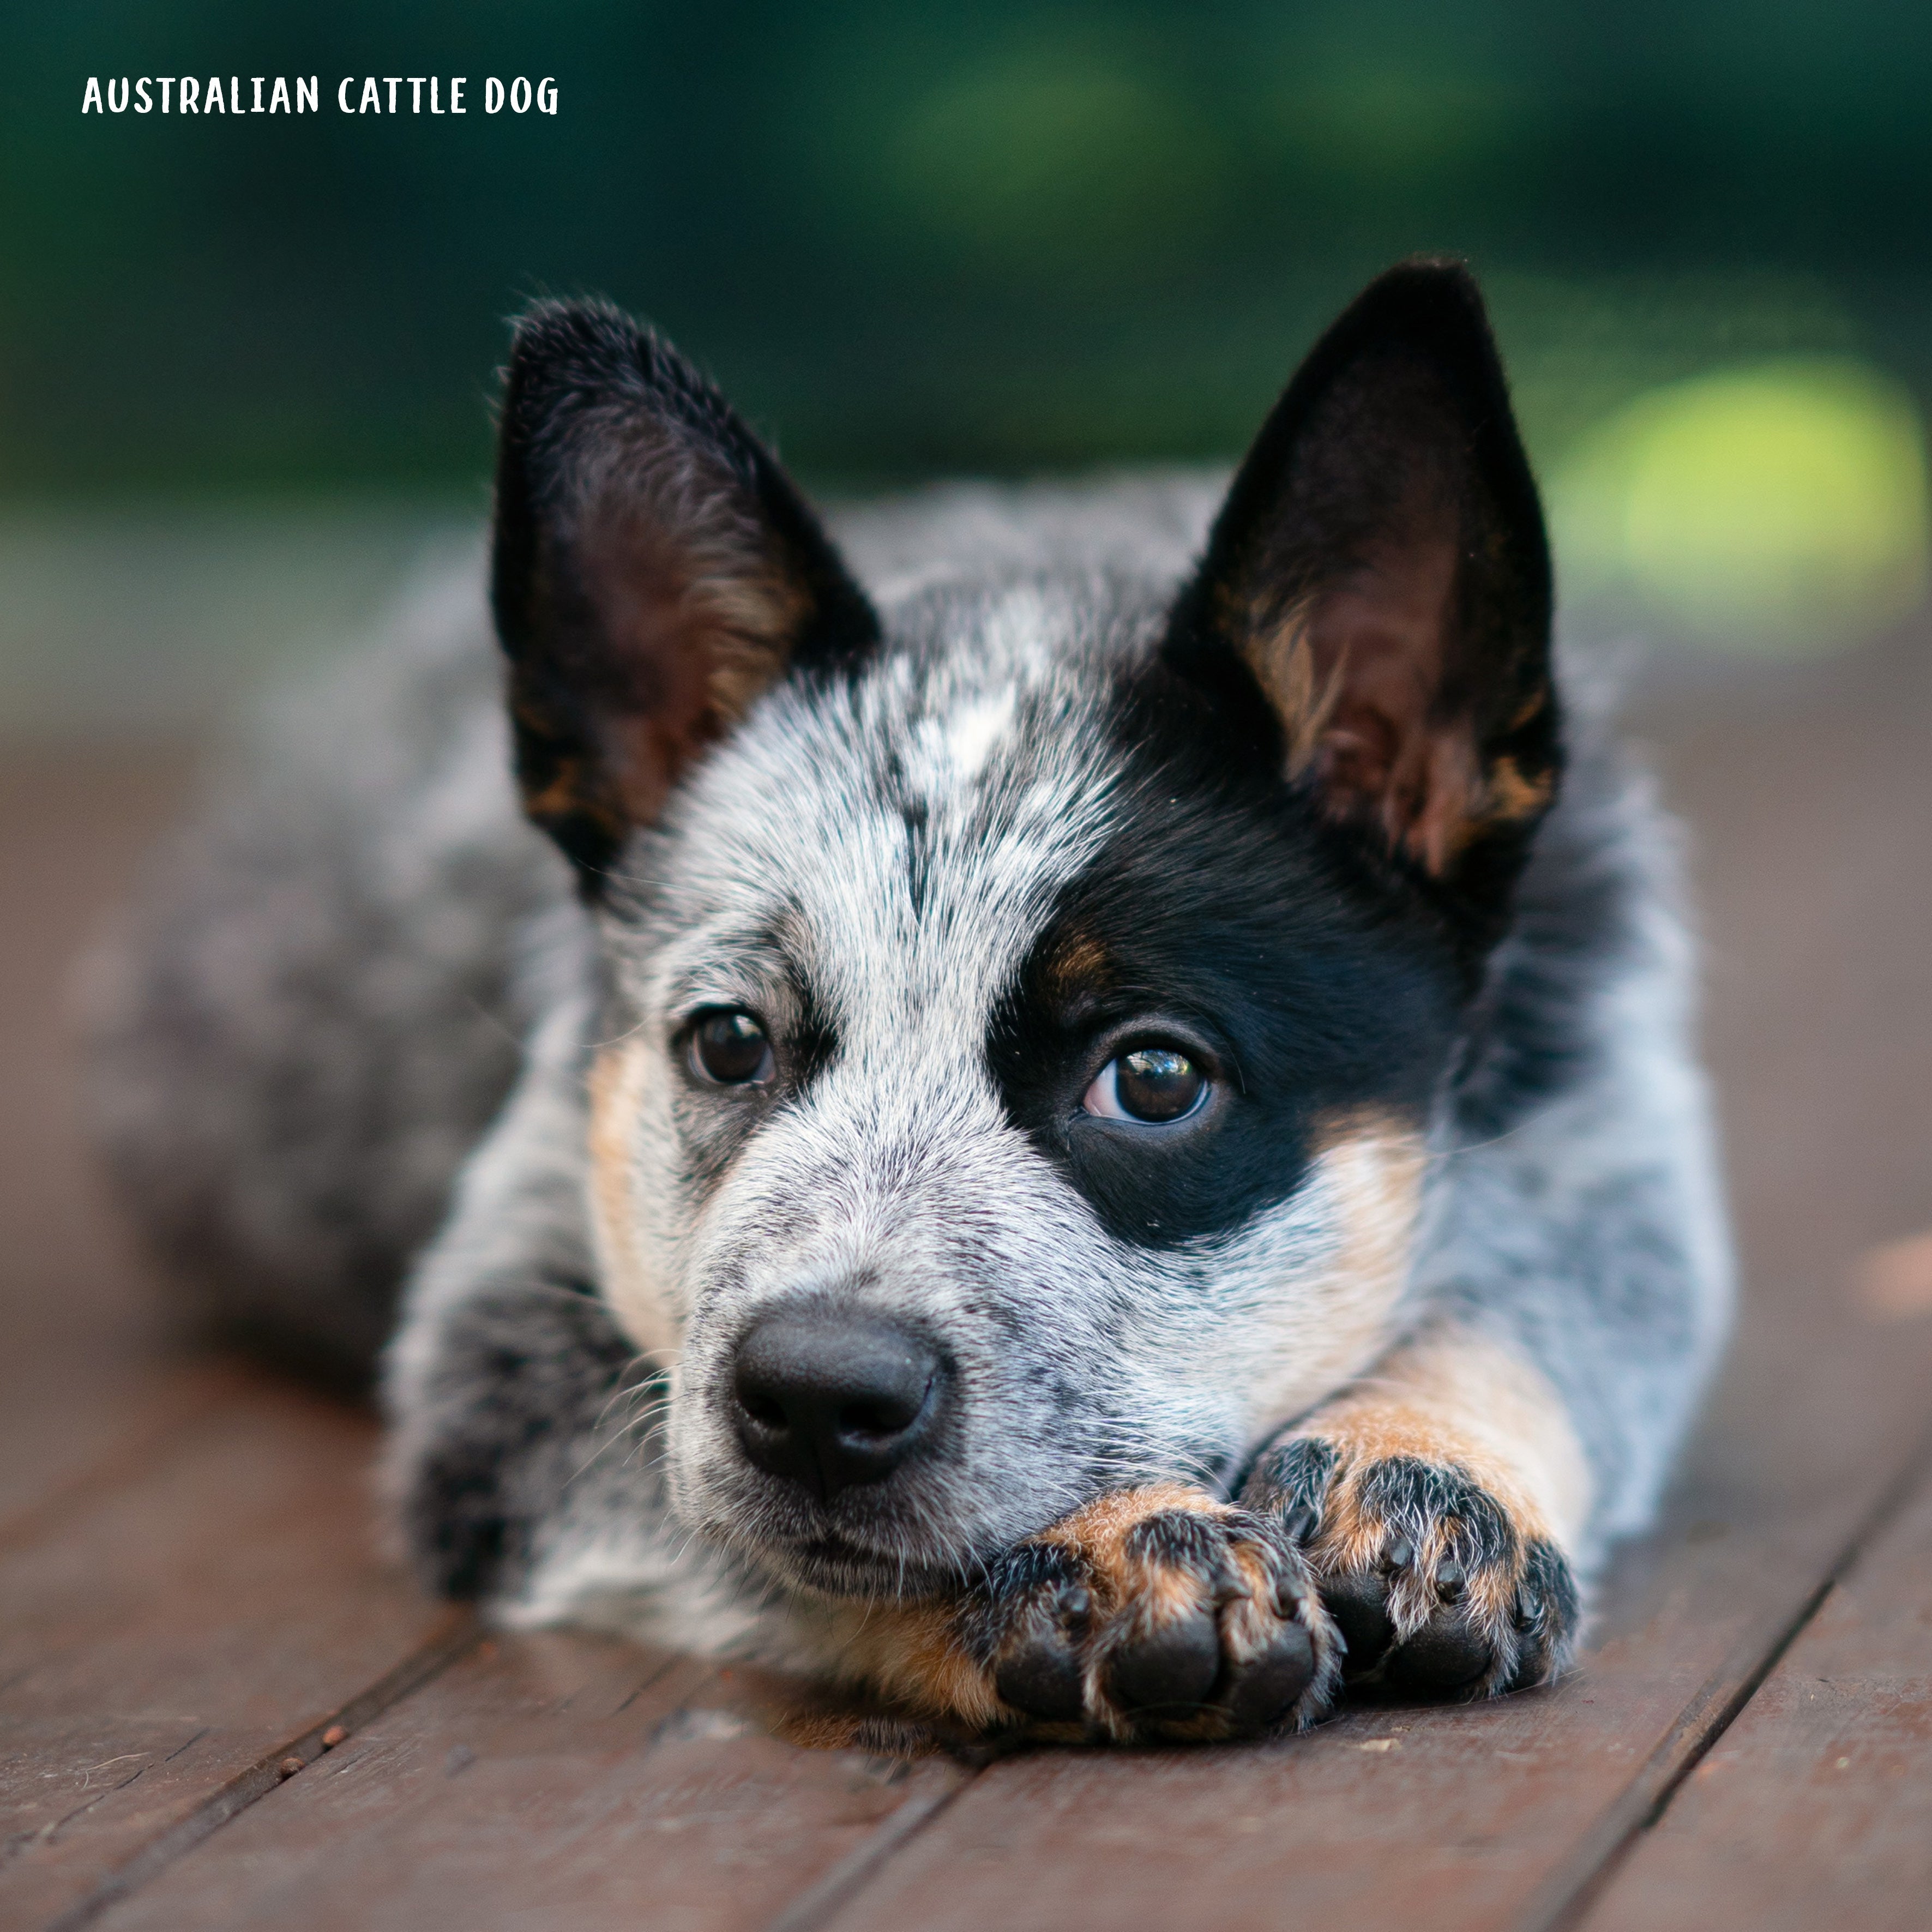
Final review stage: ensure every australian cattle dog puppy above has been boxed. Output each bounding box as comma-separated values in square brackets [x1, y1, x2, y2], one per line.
[89, 261, 1731, 1741]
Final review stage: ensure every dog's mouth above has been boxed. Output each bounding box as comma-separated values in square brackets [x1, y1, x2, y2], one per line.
[724, 1511, 974, 1601]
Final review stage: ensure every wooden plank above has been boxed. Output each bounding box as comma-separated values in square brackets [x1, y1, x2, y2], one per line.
[0, 1382, 452, 1929]
[101, 1633, 965, 1932]
[1579, 1453, 1932, 1932]
[0, 1363, 243, 1552]
[38, 1620, 479, 1932]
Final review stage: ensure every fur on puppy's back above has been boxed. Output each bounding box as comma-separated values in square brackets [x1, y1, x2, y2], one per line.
[81, 563, 559, 1384]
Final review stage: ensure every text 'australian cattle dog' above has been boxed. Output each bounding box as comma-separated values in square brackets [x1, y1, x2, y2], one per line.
[92, 261, 1731, 1743]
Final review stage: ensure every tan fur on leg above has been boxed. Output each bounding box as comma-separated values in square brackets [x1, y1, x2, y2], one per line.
[1251, 1324, 1589, 1695]
[1307, 1325, 1590, 1556]
[815, 1598, 1013, 1731]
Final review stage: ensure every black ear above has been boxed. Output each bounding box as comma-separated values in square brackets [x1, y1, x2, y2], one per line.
[492, 300, 880, 887]
[1164, 258, 1558, 946]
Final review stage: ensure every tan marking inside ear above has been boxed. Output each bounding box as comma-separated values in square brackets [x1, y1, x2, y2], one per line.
[1483, 753, 1555, 824]
[1507, 688, 1549, 732]
[1400, 729, 1479, 872]
[578, 470, 815, 827]
[1236, 600, 1345, 780]
[521, 753, 599, 830]
[1227, 531, 1548, 876]
[1307, 1326, 1593, 1557]
[586, 1040, 681, 1364]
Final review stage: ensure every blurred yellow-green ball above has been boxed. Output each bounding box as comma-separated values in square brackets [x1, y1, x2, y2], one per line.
[1553, 360, 1930, 653]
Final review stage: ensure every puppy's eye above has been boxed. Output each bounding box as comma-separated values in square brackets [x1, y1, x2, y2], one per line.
[1082, 1047, 1207, 1124]
[689, 1010, 774, 1086]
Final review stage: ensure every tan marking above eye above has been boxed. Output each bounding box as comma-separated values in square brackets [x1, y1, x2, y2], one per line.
[1044, 928, 1115, 1003]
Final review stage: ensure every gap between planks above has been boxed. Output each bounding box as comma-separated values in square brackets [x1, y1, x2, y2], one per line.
[1515, 1412, 1932, 1932]
[759, 1773, 977, 1932]
[42, 1614, 480, 1932]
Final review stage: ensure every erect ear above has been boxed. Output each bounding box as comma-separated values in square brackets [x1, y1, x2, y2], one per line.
[1163, 258, 1558, 943]
[491, 300, 879, 888]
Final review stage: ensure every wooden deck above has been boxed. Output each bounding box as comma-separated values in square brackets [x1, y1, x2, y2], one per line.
[4, 640, 1931, 1932]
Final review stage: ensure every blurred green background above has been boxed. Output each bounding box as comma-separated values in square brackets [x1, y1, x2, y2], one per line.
[7, 1, 1932, 731]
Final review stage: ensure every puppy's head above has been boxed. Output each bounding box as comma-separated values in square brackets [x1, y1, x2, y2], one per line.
[491, 262, 1557, 1599]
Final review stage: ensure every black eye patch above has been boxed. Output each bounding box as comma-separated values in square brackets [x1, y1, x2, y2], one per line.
[986, 685, 1462, 1248]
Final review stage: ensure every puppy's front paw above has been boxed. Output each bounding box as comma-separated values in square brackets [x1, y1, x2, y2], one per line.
[1243, 1433, 1579, 1699]
[963, 1483, 1341, 1741]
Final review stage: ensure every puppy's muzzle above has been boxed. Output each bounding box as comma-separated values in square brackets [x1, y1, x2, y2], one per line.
[731, 1311, 947, 1502]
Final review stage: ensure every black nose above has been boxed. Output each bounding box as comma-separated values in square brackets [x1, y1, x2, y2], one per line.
[732, 1314, 944, 1502]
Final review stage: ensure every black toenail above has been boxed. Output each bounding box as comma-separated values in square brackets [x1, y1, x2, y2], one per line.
[1108, 1611, 1221, 1715]
[996, 1638, 1085, 1721]
[1387, 1615, 1491, 1694]
[1383, 1538, 1415, 1573]
[1059, 1586, 1092, 1624]
[1436, 1562, 1467, 1603]
[1225, 1622, 1315, 1732]
[1326, 1573, 1394, 1676]
[1280, 1506, 1319, 1545]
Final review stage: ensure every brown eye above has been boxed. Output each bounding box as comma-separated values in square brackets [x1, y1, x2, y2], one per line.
[1082, 1046, 1207, 1123]
[690, 1010, 773, 1086]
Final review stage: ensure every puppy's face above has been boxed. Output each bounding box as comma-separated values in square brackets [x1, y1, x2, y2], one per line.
[490, 266, 1557, 1600]
[586, 589, 1453, 1595]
